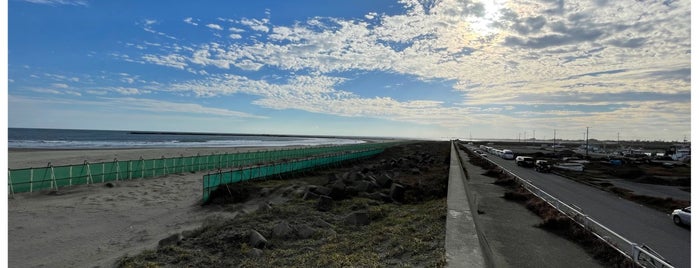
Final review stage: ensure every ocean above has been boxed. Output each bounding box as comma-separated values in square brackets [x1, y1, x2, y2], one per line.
[8, 128, 365, 149]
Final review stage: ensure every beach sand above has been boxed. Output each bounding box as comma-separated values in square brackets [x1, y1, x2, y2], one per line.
[9, 146, 294, 169]
[7, 147, 297, 268]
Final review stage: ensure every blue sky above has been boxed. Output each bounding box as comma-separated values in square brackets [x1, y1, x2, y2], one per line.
[6, 0, 692, 141]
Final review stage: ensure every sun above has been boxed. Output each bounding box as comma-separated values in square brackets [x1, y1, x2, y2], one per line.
[468, 0, 506, 36]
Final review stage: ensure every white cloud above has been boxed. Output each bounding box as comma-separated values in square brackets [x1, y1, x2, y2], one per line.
[142, 54, 188, 69]
[9, 95, 266, 120]
[22, 0, 87, 6]
[112, 87, 147, 95]
[184, 17, 198, 26]
[30, 88, 63, 95]
[240, 18, 270, 32]
[52, 83, 69, 88]
[206, 24, 223, 30]
[229, 27, 245, 33]
[120, 0, 690, 139]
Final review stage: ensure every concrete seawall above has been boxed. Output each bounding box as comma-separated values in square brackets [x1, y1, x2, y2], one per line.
[445, 141, 488, 267]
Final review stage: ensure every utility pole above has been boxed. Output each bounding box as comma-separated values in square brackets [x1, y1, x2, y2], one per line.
[553, 129, 556, 155]
[533, 130, 536, 143]
[586, 127, 589, 157]
[618, 132, 621, 150]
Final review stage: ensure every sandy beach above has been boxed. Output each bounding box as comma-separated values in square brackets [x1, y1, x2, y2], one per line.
[9, 146, 298, 170]
[7, 147, 302, 267]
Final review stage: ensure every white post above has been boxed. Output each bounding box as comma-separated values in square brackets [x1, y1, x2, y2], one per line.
[114, 159, 120, 182]
[85, 161, 93, 185]
[8, 170, 14, 197]
[49, 164, 57, 191]
[30, 168, 33, 193]
[69, 166, 73, 187]
[102, 163, 105, 183]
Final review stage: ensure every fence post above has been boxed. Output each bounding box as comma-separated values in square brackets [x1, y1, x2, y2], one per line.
[69, 166, 73, 187]
[114, 158, 120, 182]
[48, 163, 58, 191]
[180, 154, 185, 174]
[102, 162, 105, 183]
[140, 157, 145, 179]
[30, 168, 34, 193]
[84, 161, 93, 185]
[8, 170, 14, 197]
[162, 156, 168, 175]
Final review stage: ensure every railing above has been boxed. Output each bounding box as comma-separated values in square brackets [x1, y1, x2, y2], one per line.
[459, 144, 673, 268]
[8, 142, 400, 196]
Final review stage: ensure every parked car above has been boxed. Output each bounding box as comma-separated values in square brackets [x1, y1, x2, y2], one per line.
[535, 160, 551, 173]
[672, 207, 691, 226]
[515, 156, 535, 167]
[502, 149, 515, 160]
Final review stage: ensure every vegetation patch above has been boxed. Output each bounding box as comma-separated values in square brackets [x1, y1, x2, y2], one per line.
[117, 141, 450, 267]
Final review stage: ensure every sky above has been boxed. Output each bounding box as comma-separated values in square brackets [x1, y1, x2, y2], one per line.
[6, 0, 693, 141]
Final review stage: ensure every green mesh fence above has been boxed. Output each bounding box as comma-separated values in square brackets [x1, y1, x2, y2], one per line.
[8, 142, 399, 195]
[202, 148, 384, 202]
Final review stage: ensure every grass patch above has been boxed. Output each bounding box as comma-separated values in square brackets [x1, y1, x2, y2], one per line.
[117, 198, 447, 267]
[117, 141, 450, 267]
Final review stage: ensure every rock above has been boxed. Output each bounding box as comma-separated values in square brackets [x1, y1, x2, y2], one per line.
[326, 173, 340, 184]
[374, 174, 393, 188]
[248, 248, 264, 258]
[345, 186, 360, 197]
[258, 202, 273, 211]
[158, 233, 182, 247]
[316, 195, 333, 212]
[249, 230, 268, 249]
[314, 218, 335, 229]
[353, 180, 371, 193]
[344, 211, 370, 226]
[303, 189, 320, 200]
[296, 224, 316, 239]
[361, 192, 383, 201]
[312, 186, 332, 196]
[380, 193, 393, 203]
[390, 183, 406, 203]
[181, 230, 196, 239]
[329, 180, 346, 200]
[272, 221, 294, 239]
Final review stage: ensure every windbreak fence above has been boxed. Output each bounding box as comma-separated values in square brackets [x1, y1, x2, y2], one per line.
[8, 142, 399, 195]
[202, 148, 384, 202]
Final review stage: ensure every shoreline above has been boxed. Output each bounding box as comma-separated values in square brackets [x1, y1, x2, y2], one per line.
[8, 138, 402, 170]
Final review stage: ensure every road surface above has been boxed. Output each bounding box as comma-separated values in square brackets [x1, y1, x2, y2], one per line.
[460, 145, 690, 268]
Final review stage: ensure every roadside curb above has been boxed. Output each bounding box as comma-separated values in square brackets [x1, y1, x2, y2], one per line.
[444, 141, 488, 267]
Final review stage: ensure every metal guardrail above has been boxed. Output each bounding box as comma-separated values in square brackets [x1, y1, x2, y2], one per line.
[459, 144, 673, 268]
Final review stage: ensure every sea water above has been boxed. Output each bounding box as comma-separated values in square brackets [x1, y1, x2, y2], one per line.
[8, 128, 364, 149]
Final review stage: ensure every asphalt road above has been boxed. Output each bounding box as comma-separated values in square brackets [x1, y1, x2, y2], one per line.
[461, 146, 691, 268]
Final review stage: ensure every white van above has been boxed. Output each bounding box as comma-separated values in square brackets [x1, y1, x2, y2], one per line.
[502, 149, 515, 160]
